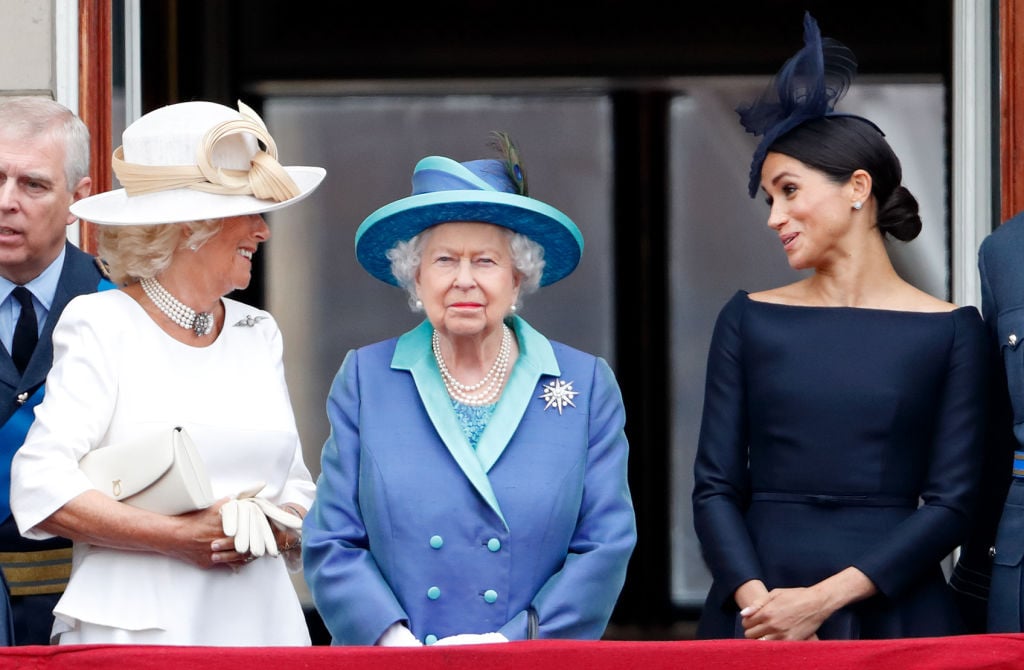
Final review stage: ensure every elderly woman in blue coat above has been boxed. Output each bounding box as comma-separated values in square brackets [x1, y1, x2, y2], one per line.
[303, 136, 636, 646]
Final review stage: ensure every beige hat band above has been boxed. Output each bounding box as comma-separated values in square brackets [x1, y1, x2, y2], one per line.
[111, 103, 300, 204]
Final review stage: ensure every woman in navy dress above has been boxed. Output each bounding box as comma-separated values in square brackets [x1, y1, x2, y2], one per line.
[692, 13, 988, 640]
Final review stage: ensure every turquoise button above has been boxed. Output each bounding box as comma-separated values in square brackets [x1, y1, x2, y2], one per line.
[425, 634, 438, 645]
[430, 535, 444, 549]
[427, 586, 441, 600]
[487, 538, 501, 552]
[484, 589, 498, 604]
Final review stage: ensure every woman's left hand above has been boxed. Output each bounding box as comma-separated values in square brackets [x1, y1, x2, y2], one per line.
[202, 501, 255, 568]
[740, 587, 828, 640]
[271, 502, 305, 555]
[740, 567, 877, 641]
[212, 500, 305, 565]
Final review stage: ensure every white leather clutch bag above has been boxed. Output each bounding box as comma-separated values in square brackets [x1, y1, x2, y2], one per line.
[79, 426, 215, 515]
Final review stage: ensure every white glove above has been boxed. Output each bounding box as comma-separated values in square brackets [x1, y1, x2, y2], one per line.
[431, 632, 509, 646]
[220, 483, 305, 559]
[220, 498, 277, 557]
[376, 622, 422, 647]
[248, 496, 303, 531]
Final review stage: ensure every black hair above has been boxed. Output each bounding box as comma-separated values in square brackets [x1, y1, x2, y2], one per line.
[768, 116, 922, 242]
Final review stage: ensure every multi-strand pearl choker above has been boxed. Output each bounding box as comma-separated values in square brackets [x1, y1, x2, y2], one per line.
[140, 276, 214, 337]
[432, 324, 512, 406]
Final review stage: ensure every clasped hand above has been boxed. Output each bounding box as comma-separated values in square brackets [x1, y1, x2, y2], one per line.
[220, 486, 303, 558]
[740, 586, 827, 641]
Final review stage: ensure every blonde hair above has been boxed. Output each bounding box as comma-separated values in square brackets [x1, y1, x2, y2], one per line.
[98, 219, 223, 284]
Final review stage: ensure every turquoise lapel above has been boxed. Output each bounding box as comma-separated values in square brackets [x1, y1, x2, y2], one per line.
[390, 317, 561, 528]
[475, 316, 560, 473]
[392, 320, 506, 526]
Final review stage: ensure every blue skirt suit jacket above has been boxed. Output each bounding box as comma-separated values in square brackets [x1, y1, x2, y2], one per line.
[303, 316, 636, 645]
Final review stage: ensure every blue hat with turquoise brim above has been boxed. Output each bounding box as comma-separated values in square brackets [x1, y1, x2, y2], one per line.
[355, 155, 583, 287]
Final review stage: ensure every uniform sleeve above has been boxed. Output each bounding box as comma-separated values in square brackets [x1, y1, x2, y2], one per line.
[951, 251, 1014, 630]
[499, 357, 637, 641]
[852, 308, 990, 599]
[302, 350, 409, 645]
[11, 296, 119, 538]
[691, 294, 763, 612]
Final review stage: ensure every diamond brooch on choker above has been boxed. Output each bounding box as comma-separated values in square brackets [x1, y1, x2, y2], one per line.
[140, 276, 214, 336]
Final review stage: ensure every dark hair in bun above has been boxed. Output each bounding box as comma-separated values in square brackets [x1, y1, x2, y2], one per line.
[768, 116, 922, 241]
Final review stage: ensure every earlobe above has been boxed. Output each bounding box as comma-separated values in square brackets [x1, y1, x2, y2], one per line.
[73, 177, 92, 202]
[850, 169, 872, 206]
[174, 223, 193, 250]
[66, 177, 93, 225]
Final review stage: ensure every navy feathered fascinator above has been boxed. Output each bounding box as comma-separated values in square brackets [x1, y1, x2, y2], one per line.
[737, 11, 884, 197]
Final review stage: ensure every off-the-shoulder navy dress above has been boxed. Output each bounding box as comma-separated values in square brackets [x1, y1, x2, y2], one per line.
[693, 291, 989, 639]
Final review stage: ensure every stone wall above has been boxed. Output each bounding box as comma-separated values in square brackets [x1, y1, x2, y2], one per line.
[0, 0, 55, 97]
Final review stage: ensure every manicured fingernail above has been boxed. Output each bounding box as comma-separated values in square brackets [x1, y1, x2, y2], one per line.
[739, 607, 753, 616]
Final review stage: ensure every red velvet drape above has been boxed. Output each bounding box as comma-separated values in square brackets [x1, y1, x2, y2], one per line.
[0, 636, 1022, 670]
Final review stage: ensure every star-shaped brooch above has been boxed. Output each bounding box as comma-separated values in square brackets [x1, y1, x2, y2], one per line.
[234, 315, 268, 328]
[538, 379, 579, 415]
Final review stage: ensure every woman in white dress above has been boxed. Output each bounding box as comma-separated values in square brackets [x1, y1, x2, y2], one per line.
[9, 101, 326, 645]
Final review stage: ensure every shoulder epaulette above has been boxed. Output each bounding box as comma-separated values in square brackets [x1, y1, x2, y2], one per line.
[94, 256, 113, 280]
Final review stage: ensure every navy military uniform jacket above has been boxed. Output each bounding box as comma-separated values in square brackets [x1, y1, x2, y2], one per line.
[952, 213, 1024, 632]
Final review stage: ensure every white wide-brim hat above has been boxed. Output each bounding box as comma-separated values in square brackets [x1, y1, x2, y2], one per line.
[71, 100, 325, 225]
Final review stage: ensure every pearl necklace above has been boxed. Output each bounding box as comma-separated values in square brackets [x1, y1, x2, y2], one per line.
[432, 325, 512, 406]
[140, 276, 214, 336]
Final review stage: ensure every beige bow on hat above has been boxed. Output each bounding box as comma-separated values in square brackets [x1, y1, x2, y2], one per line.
[112, 101, 299, 203]
[71, 99, 325, 226]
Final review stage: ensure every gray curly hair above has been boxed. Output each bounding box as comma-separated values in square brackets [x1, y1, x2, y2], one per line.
[386, 226, 545, 312]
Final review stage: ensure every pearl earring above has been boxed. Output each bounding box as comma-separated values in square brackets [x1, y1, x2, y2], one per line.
[509, 304, 517, 314]
[414, 299, 423, 310]
[852, 201, 863, 211]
